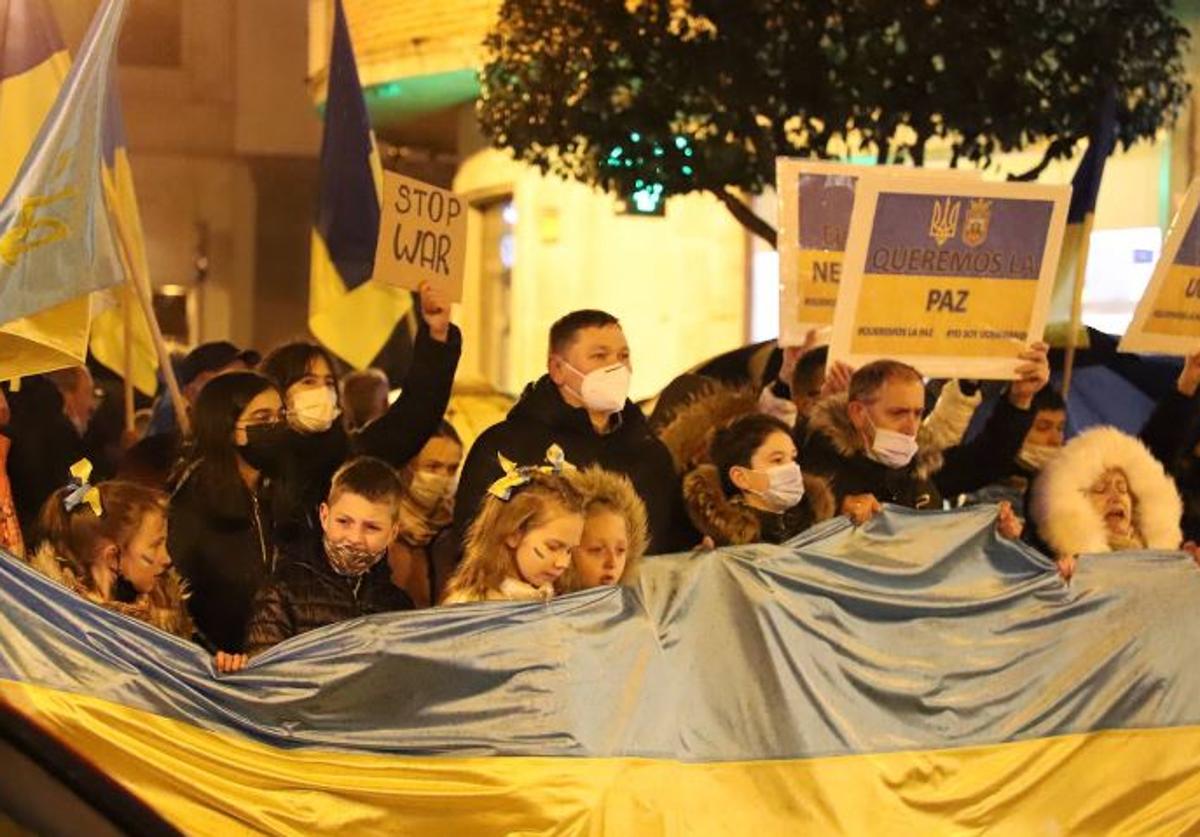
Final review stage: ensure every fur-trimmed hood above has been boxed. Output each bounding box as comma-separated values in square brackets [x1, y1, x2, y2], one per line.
[806, 394, 944, 478]
[682, 463, 835, 546]
[28, 542, 193, 638]
[1030, 426, 1182, 557]
[655, 380, 761, 474]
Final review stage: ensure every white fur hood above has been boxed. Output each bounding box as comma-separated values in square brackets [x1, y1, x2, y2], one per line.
[1030, 426, 1182, 557]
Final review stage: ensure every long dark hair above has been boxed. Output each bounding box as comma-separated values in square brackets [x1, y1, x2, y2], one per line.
[259, 341, 341, 404]
[179, 371, 277, 518]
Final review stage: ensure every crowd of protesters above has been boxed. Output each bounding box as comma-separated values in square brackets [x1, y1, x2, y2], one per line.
[3, 288, 1200, 670]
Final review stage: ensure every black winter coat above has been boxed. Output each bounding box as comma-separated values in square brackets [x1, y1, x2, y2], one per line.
[245, 538, 412, 655]
[1140, 388, 1200, 542]
[6, 377, 85, 532]
[281, 324, 462, 535]
[168, 469, 278, 654]
[802, 394, 1034, 510]
[453, 376, 696, 554]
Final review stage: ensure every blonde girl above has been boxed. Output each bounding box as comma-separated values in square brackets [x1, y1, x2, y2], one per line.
[558, 466, 649, 593]
[442, 469, 585, 604]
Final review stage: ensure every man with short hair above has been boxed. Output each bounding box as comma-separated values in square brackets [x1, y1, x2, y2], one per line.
[452, 309, 694, 554]
[144, 341, 260, 439]
[801, 344, 1050, 522]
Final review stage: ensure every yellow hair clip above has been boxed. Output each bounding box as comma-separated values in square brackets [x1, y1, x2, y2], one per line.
[486, 444, 575, 501]
[63, 458, 102, 517]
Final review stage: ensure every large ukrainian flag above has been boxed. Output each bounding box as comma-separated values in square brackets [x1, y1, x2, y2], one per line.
[0, 0, 85, 380]
[0, 0, 130, 380]
[308, 0, 414, 371]
[0, 506, 1198, 833]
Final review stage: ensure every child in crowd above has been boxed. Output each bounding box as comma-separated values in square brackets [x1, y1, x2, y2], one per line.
[30, 462, 191, 638]
[389, 422, 464, 607]
[557, 466, 648, 593]
[685, 413, 835, 546]
[215, 458, 414, 671]
[442, 449, 585, 604]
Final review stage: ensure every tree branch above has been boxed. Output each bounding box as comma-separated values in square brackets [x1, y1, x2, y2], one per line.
[713, 187, 778, 249]
[1007, 137, 1077, 181]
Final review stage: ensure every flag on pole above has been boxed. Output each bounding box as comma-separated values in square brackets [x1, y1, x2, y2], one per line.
[0, 0, 130, 379]
[308, 0, 413, 371]
[0, 0, 90, 380]
[1043, 89, 1118, 348]
[89, 82, 158, 396]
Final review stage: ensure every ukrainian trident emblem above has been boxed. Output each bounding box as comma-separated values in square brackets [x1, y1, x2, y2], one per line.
[961, 199, 992, 248]
[928, 197, 960, 246]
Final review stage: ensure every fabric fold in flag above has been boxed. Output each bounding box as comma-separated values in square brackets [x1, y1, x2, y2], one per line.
[0, 0, 92, 380]
[89, 79, 157, 395]
[308, 0, 413, 371]
[0, 0, 130, 331]
[1, 506, 1199, 832]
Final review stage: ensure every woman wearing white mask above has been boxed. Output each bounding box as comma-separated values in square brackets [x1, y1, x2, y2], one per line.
[683, 414, 834, 546]
[257, 282, 461, 541]
[388, 422, 463, 607]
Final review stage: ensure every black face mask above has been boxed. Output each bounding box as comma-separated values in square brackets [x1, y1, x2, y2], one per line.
[237, 420, 290, 475]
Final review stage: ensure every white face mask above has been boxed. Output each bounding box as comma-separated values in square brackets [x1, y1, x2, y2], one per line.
[563, 361, 631, 415]
[408, 470, 457, 510]
[867, 420, 919, 469]
[1016, 441, 1059, 472]
[747, 462, 806, 512]
[288, 386, 341, 433]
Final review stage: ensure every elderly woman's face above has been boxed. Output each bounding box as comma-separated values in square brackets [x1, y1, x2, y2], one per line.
[1087, 468, 1133, 537]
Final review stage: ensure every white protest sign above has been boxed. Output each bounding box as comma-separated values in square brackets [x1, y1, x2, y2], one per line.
[775, 161, 979, 347]
[372, 171, 466, 302]
[1120, 179, 1200, 355]
[829, 176, 1069, 379]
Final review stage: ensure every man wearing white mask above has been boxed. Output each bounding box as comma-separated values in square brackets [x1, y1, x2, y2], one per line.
[453, 310, 695, 555]
[801, 345, 1049, 525]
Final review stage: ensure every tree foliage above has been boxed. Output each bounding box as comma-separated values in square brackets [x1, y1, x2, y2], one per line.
[478, 0, 1191, 246]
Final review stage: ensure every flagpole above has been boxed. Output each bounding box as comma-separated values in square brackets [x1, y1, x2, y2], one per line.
[1061, 213, 1095, 397]
[103, 183, 191, 437]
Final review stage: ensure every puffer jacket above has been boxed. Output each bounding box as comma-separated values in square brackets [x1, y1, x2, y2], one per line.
[245, 537, 413, 655]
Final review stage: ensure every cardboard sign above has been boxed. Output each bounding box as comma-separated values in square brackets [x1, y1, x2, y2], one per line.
[775, 161, 978, 347]
[829, 177, 1069, 379]
[1119, 179, 1200, 355]
[372, 171, 466, 301]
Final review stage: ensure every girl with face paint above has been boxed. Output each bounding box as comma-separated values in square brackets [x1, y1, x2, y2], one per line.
[30, 478, 191, 638]
[442, 469, 585, 605]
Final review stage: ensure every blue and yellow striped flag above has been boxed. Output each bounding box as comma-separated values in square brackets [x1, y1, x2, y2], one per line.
[0, 0, 130, 380]
[1044, 90, 1118, 349]
[1, 506, 1198, 833]
[0, 0, 88, 380]
[88, 82, 158, 396]
[309, 0, 413, 371]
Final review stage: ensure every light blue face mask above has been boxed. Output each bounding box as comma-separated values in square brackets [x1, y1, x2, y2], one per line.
[748, 462, 806, 512]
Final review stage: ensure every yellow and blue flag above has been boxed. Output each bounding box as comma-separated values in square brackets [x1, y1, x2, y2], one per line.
[88, 82, 158, 395]
[0, 0, 129, 330]
[309, 0, 413, 371]
[1045, 90, 1118, 348]
[0, 0, 90, 380]
[1, 506, 1198, 833]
